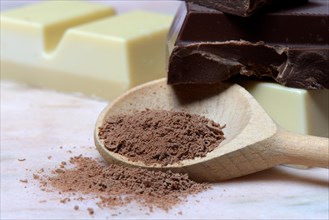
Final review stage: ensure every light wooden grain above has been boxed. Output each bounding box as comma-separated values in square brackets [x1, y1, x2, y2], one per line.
[94, 78, 329, 182]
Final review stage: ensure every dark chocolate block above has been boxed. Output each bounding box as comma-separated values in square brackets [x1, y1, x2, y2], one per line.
[186, 0, 306, 17]
[167, 1, 329, 89]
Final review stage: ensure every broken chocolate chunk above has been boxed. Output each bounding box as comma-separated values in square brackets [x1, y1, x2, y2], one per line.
[167, 1, 329, 89]
[186, 0, 308, 17]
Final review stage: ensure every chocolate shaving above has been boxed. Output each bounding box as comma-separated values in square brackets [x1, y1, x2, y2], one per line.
[98, 109, 225, 166]
[37, 156, 209, 211]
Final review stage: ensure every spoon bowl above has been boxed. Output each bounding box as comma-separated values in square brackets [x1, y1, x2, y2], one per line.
[95, 78, 328, 181]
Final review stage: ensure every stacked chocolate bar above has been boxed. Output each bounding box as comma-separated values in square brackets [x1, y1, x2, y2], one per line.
[167, 0, 329, 89]
[167, 0, 329, 138]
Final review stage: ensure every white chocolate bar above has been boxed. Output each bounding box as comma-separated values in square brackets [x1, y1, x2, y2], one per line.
[239, 80, 329, 137]
[1, 2, 173, 99]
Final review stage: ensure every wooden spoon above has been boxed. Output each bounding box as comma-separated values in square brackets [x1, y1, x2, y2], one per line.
[94, 78, 329, 182]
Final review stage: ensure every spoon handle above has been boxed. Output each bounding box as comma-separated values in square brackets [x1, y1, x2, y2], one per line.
[274, 129, 329, 168]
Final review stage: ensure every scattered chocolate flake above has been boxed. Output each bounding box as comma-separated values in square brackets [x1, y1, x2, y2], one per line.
[98, 109, 225, 166]
[36, 156, 209, 211]
[60, 161, 67, 169]
[74, 205, 79, 211]
[47, 156, 52, 160]
[60, 198, 71, 204]
[38, 168, 45, 173]
[76, 196, 84, 201]
[33, 174, 40, 180]
[18, 158, 26, 162]
[87, 207, 94, 215]
[20, 179, 28, 183]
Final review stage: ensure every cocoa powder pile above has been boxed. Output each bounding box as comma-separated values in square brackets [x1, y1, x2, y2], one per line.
[33, 109, 223, 213]
[37, 155, 208, 211]
[98, 109, 225, 165]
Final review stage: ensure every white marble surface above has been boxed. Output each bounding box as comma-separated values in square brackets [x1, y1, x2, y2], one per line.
[1, 1, 329, 219]
[1, 81, 329, 220]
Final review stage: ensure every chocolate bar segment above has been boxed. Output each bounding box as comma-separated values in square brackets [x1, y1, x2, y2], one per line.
[167, 1, 329, 89]
[186, 0, 306, 17]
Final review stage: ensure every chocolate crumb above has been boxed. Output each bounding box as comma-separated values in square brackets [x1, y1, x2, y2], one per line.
[18, 158, 26, 162]
[38, 168, 45, 173]
[98, 109, 225, 165]
[37, 156, 209, 211]
[74, 205, 79, 210]
[20, 179, 28, 183]
[33, 174, 40, 179]
[60, 161, 67, 169]
[87, 207, 94, 215]
[60, 198, 71, 204]
[47, 156, 52, 160]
